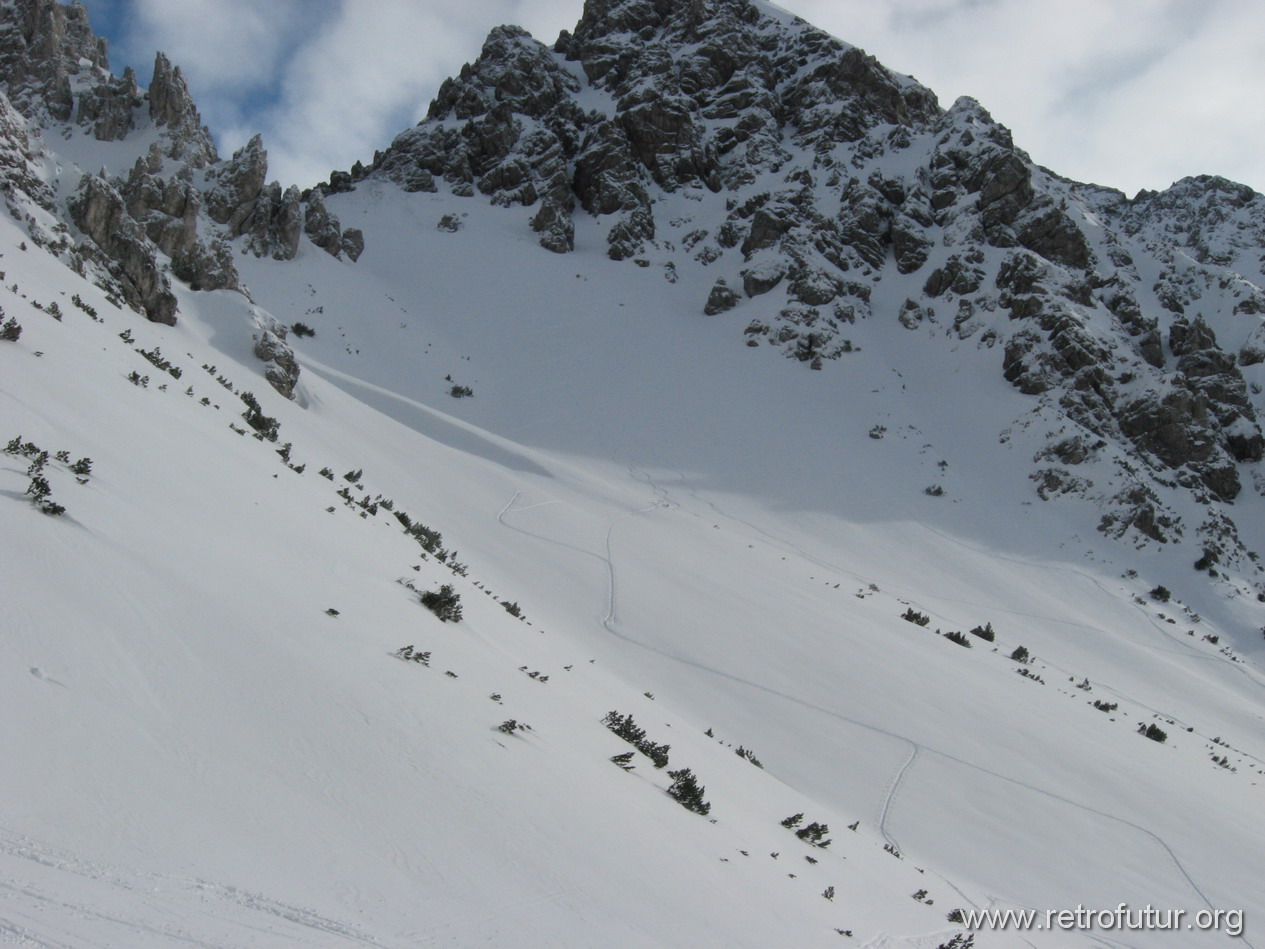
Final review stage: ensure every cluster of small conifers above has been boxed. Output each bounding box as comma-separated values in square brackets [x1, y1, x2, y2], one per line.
[4, 436, 91, 516]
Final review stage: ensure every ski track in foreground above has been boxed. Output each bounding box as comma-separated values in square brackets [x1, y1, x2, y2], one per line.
[0, 829, 391, 949]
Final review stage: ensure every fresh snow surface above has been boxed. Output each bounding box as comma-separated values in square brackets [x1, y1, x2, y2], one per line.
[3, 169, 1264, 947]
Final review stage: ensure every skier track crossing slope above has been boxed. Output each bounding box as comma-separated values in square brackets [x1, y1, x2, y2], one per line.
[497, 490, 1245, 943]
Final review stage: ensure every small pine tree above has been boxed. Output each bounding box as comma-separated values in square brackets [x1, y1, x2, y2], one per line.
[642, 740, 671, 769]
[25, 462, 65, 515]
[781, 813, 804, 829]
[603, 711, 647, 747]
[0, 317, 21, 341]
[239, 392, 279, 441]
[901, 608, 931, 626]
[1141, 723, 1167, 743]
[26, 472, 51, 502]
[420, 584, 463, 622]
[968, 622, 995, 642]
[1010, 645, 1030, 663]
[795, 821, 831, 847]
[666, 767, 711, 815]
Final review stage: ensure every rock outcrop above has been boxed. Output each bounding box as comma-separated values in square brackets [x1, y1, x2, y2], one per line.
[69, 173, 178, 325]
[0, 0, 107, 124]
[0, 0, 366, 396]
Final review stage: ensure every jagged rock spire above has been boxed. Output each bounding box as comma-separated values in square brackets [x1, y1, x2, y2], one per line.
[0, 0, 108, 120]
[147, 52, 218, 167]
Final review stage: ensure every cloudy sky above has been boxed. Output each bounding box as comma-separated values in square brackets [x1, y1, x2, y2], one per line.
[79, 0, 1265, 197]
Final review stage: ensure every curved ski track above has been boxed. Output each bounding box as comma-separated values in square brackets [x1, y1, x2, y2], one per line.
[496, 483, 1250, 944]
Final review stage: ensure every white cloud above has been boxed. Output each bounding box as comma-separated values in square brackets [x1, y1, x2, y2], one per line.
[129, 0, 307, 90]
[259, 0, 530, 185]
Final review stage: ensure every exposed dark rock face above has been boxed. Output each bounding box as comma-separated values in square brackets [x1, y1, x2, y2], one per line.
[704, 278, 740, 314]
[146, 52, 218, 167]
[252, 312, 300, 399]
[69, 173, 178, 325]
[206, 135, 269, 234]
[243, 182, 303, 260]
[76, 67, 140, 141]
[0, 92, 56, 213]
[353, 0, 940, 267]
[0, 0, 107, 124]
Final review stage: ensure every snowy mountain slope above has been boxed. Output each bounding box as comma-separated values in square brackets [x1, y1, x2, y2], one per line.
[2, 215, 977, 948]
[239, 179, 1265, 938]
[2, 0, 1265, 946]
[333, 0, 1265, 588]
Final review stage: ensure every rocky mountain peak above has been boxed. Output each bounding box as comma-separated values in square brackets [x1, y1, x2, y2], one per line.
[0, 0, 107, 121]
[146, 51, 218, 167]
[330, 0, 1265, 581]
[0, 0, 370, 397]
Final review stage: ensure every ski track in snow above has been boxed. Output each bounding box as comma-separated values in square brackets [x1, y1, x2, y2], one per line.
[0, 829, 391, 949]
[497, 482, 1247, 943]
[876, 745, 918, 854]
[630, 467, 1265, 782]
